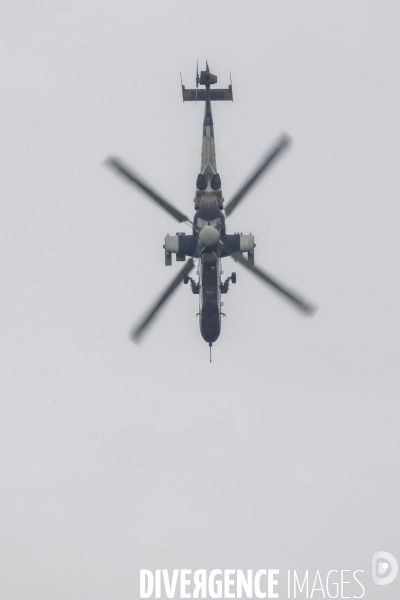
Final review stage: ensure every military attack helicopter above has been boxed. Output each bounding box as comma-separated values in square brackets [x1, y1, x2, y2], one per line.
[106, 62, 316, 358]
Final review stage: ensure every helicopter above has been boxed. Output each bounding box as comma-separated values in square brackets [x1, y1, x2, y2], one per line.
[106, 62, 316, 358]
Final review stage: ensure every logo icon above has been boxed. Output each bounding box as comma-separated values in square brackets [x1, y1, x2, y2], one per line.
[372, 551, 398, 585]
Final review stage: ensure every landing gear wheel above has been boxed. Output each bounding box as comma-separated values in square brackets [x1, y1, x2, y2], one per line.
[231, 272, 236, 284]
[183, 276, 189, 284]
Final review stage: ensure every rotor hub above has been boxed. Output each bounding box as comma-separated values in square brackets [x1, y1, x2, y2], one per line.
[199, 225, 220, 248]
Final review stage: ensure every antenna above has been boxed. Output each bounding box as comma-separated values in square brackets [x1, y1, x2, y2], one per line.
[209, 343, 212, 363]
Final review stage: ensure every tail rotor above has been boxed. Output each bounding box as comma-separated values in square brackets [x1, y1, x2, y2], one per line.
[195, 59, 199, 104]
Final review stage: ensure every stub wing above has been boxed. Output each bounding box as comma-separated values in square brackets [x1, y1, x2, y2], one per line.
[182, 86, 233, 102]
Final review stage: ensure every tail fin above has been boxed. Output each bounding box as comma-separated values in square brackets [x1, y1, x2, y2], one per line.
[182, 87, 233, 102]
[181, 61, 233, 102]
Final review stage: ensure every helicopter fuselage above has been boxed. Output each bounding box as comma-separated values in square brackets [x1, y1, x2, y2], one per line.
[107, 62, 316, 347]
[193, 82, 224, 345]
[166, 70, 243, 346]
[199, 251, 222, 343]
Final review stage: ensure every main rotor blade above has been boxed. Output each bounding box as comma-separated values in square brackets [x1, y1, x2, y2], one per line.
[229, 250, 316, 315]
[131, 258, 195, 343]
[106, 157, 190, 223]
[224, 134, 291, 217]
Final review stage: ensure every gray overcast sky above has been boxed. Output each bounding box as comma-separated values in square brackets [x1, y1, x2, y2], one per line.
[1, 1, 400, 598]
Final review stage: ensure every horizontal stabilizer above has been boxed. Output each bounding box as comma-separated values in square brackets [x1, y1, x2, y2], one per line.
[182, 86, 233, 102]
